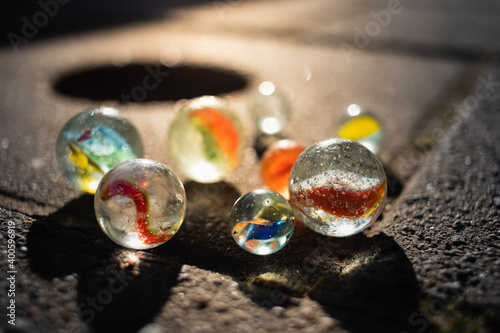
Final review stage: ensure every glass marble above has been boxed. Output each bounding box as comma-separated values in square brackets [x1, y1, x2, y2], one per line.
[250, 81, 290, 135]
[337, 104, 382, 154]
[56, 107, 143, 194]
[230, 189, 295, 255]
[94, 158, 186, 250]
[261, 139, 305, 200]
[289, 138, 386, 237]
[168, 96, 245, 183]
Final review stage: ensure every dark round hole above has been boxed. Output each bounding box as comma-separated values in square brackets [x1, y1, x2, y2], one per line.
[54, 63, 248, 103]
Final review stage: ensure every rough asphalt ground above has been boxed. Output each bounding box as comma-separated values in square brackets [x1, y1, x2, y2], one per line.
[1, 1, 500, 332]
[1, 69, 499, 333]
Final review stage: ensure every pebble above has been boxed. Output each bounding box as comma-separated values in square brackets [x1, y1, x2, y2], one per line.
[451, 236, 466, 246]
[468, 277, 480, 286]
[453, 221, 465, 231]
[439, 269, 454, 278]
[63, 274, 75, 282]
[487, 234, 498, 241]
[212, 301, 229, 312]
[177, 273, 190, 282]
[404, 195, 429, 205]
[270, 306, 285, 317]
[318, 317, 336, 328]
[443, 281, 461, 290]
[461, 253, 476, 263]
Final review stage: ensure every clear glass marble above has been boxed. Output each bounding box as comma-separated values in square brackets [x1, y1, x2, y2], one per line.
[56, 107, 143, 193]
[94, 159, 186, 250]
[168, 96, 245, 183]
[337, 104, 383, 154]
[250, 81, 290, 135]
[230, 189, 295, 255]
[261, 139, 305, 199]
[289, 139, 386, 237]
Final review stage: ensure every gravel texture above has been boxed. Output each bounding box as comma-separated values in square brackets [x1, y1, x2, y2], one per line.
[2, 69, 500, 332]
[1, 1, 500, 332]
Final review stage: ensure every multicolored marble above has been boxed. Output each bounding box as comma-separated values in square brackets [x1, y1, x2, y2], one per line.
[261, 139, 305, 199]
[230, 189, 295, 255]
[289, 138, 386, 237]
[250, 81, 290, 135]
[168, 96, 245, 183]
[56, 107, 143, 193]
[94, 159, 186, 250]
[337, 104, 382, 154]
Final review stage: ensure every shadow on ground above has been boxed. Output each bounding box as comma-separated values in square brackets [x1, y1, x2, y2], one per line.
[27, 182, 418, 332]
[307, 233, 420, 332]
[28, 195, 181, 333]
[53, 63, 249, 103]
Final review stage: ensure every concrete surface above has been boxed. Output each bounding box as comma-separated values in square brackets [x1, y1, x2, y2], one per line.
[0, 0, 499, 332]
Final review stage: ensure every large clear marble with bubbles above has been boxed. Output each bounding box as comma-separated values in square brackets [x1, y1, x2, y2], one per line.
[56, 107, 143, 193]
[230, 189, 295, 255]
[250, 81, 290, 135]
[168, 96, 245, 183]
[94, 159, 186, 250]
[337, 104, 383, 154]
[289, 139, 386, 237]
